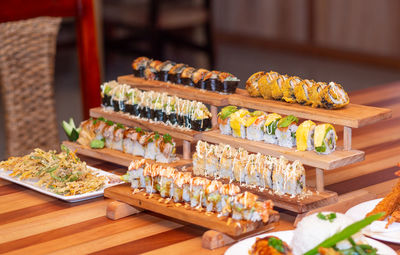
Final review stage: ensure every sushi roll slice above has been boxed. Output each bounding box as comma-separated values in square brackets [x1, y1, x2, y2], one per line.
[168, 63, 188, 84]
[218, 72, 239, 94]
[92, 117, 107, 141]
[320, 82, 350, 109]
[164, 96, 178, 125]
[159, 167, 176, 198]
[272, 156, 289, 194]
[229, 108, 250, 139]
[259, 71, 279, 100]
[245, 71, 264, 97]
[244, 153, 264, 186]
[309, 82, 326, 108]
[203, 71, 220, 91]
[155, 134, 176, 163]
[100, 80, 118, 108]
[152, 93, 165, 122]
[261, 155, 276, 190]
[132, 89, 143, 117]
[219, 184, 241, 216]
[143, 163, 160, 194]
[112, 124, 125, 151]
[205, 144, 221, 178]
[275, 115, 298, 148]
[232, 192, 259, 221]
[193, 141, 208, 176]
[132, 57, 150, 78]
[262, 113, 282, 145]
[77, 119, 96, 146]
[283, 160, 306, 195]
[172, 171, 192, 203]
[190, 177, 210, 208]
[144, 60, 163, 80]
[296, 120, 316, 151]
[132, 127, 146, 157]
[122, 128, 138, 154]
[180, 67, 196, 86]
[217, 106, 238, 135]
[282, 76, 302, 103]
[157, 60, 176, 82]
[270, 75, 287, 100]
[124, 88, 135, 115]
[192, 68, 209, 90]
[102, 122, 116, 148]
[127, 159, 147, 189]
[245, 111, 267, 141]
[219, 144, 236, 180]
[232, 148, 249, 184]
[294, 79, 314, 105]
[190, 102, 212, 131]
[111, 84, 129, 112]
[314, 124, 337, 154]
[143, 132, 157, 160]
[205, 180, 223, 212]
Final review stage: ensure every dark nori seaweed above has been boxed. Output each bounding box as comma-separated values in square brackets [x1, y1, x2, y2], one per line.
[205, 78, 218, 92]
[149, 108, 156, 120]
[155, 109, 164, 122]
[183, 115, 191, 128]
[181, 77, 194, 87]
[168, 113, 178, 125]
[125, 103, 133, 114]
[102, 95, 112, 107]
[133, 67, 146, 78]
[191, 118, 212, 131]
[219, 80, 238, 94]
[194, 80, 206, 90]
[132, 104, 141, 116]
[112, 99, 120, 112]
[177, 114, 184, 126]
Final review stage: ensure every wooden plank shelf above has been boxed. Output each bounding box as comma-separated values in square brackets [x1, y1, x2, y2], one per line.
[199, 130, 365, 170]
[118, 75, 230, 106]
[62, 141, 192, 168]
[104, 183, 280, 237]
[230, 89, 392, 128]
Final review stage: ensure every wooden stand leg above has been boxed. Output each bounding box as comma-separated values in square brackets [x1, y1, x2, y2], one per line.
[202, 230, 235, 250]
[183, 140, 191, 160]
[315, 168, 324, 192]
[211, 105, 218, 128]
[106, 200, 142, 220]
[343, 127, 352, 151]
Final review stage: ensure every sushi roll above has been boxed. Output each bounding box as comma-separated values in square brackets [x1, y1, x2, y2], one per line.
[270, 75, 287, 100]
[244, 153, 265, 186]
[217, 106, 238, 135]
[261, 155, 276, 190]
[203, 71, 220, 91]
[262, 113, 282, 145]
[245, 111, 267, 141]
[320, 82, 350, 109]
[232, 192, 259, 221]
[143, 163, 160, 194]
[157, 60, 176, 82]
[143, 132, 157, 160]
[112, 124, 125, 151]
[159, 166, 176, 198]
[144, 60, 162, 80]
[102, 122, 116, 148]
[294, 79, 314, 105]
[218, 72, 239, 94]
[132, 89, 143, 117]
[245, 71, 264, 97]
[283, 160, 306, 195]
[282, 76, 302, 103]
[190, 102, 212, 131]
[296, 120, 316, 151]
[275, 115, 298, 148]
[92, 117, 107, 141]
[314, 124, 337, 154]
[152, 93, 165, 122]
[132, 57, 150, 78]
[232, 148, 249, 184]
[192, 68, 209, 90]
[127, 159, 147, 189]
[219, 184, 241, 216]
[205, 180, 223, 212]
[219, 144, 236, 180]
[229, 108, 250, 139]
[180, 67, 196, 86]
[132, 127, 146, 157]
[272, 156, 289, 194]
[259, 71, 279, 100]
[100, 80, 118, 108]
[164, 96, 178, 125]
[193, 141, 208, 176]
[168, 63, 188, 84]
[190, 177, 210, 208]
[205, 144, 221, 178]
[309, 82, 326, 108]
[111, 84, 129, 112]
[122, 128, 138, 154]
[124, 88, 135, 115]
[155, 134, 176, 163]
[172, 171, 192, 203]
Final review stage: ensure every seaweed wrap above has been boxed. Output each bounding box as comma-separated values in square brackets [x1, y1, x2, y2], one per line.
[144, 60, 162, 80]
[152, 93, 165, 122]
[245, 71, 264, 97]
[168, 63, 188, 84]
[309, 82, 326, 108]
[321, 82, 350, 109]
[229, 108, 250, 139]
[157, 60, 176, 81]
[296, 120, 316, 151]
[294, 79, 314, 105]
[203, 71, 220, 91]
[192, 68, 210, 89]
[218, 72, 239, 94]
[111, 84, 129, 112]
[262, 113, 282, 145]
[218, 106, 238, 135]
[164, 96, 178, 125]
[180, 67, 196, 86]
[132, 56, 150, 77]
[275, 115, 298, 148]
[259, 71, 279, 100]
[190, 102, 212, 131]
[282, 76, 302, 103]
[246, 111, 267, 141]
[314, 123, 337, 154]
[101, 80, 118, 107]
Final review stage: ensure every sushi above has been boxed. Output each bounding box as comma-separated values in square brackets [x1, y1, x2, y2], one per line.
[192, 68, 209, 90]
[159, 166, 176, 198]
[314, 124, 337, 154]
[218, 72, 239, 94]
[157, 60, 176, 81]
[262, 113, 282, 145]
[229, 108, 250, 139]
[245, 111, 267, 141]
[205, 180, 223, 212]
[203, 71, 220, 91]
[190, 177, 210, 208]
[275, 115, 298, 148]
[172, 171, 192, 203]
[180, 67, 196, 86]
[126, 159, 147, 189]
[219, 144, 236, 179]
[219, 183, 241, 216]
[245, 71, 264, 97]
[259, 71, 279, 100]
[321, 82, 350, 109]
[270, 75, 287, 100]
[296, 120, 316, 151]
[282, 76, 302, 103]
[192, 141, 208, 176]
[111, 84, 130, 112]
[217, 106, 238, 135]
[100, 80, 118, 108]
[168, 63, 188, 84]
[144, 60, 163, 80]
[190, 102, 212, 131]
[232, 192, 271, 222]
[132, 57, 150, 77]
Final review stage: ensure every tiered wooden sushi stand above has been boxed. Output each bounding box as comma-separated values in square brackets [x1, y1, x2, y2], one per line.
[61, 74, 393, 249]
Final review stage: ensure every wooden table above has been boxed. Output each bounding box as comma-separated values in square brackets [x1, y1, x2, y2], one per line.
[1, 82, 400, 254]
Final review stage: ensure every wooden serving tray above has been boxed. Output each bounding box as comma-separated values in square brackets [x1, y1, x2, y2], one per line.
[199, 130, 365, 170]
[230, 89, 392, 128]
[104, 183, 280, 236]
[118, 75, 230, 106]
[62, 141, 192, 168]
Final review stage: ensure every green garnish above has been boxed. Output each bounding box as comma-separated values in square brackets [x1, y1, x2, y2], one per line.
[317, 212, 337, 222]
[218, 106, 238, 120]
[90, 139, 105, 149]
[315, 144, 326, 153]
[268, 237, 284, 253]
[115, 123, 125, 130]
[121, 174, 130, 183]
[61, 144, 70, 154]
[106, 120, 114, 126]
[46, 165, 59, 173]
[265, 120, 278, 135]
[135, 127, 143, 132]
[62, 118, 80, 141]
[104, 85, 112, 95]
[163, 134, 173, 144]
[304, 212, 384, 255]
[277, 115, 298, 128]
[154, 132, 160, 140]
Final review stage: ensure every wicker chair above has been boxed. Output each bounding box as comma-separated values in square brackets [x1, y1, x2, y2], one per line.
[0, 17, 61, 157]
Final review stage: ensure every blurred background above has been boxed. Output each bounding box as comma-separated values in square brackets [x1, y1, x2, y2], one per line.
[1, 0, 400, 159]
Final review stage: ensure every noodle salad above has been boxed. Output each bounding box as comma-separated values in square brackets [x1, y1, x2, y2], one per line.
[0, 145, 107, 196]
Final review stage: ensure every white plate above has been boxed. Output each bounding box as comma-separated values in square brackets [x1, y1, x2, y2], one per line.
[225, 230, 396, 255]
[0, 166, 123, 202]
[346, 198, 400, 244]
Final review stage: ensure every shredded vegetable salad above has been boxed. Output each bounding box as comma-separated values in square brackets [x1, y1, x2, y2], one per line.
[0, 145, 106, 196]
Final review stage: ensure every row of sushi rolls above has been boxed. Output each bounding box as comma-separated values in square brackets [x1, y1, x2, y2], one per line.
[246, 70, 350, 109]
[218, 106, 338, 155]
[123, 159, 276, 223]
[131, 56, 239, 94]
[101, 81, 212, 131]
[77, 117, 177, 163]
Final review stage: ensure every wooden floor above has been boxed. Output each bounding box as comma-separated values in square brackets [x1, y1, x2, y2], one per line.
[1, 82, 400, 254]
